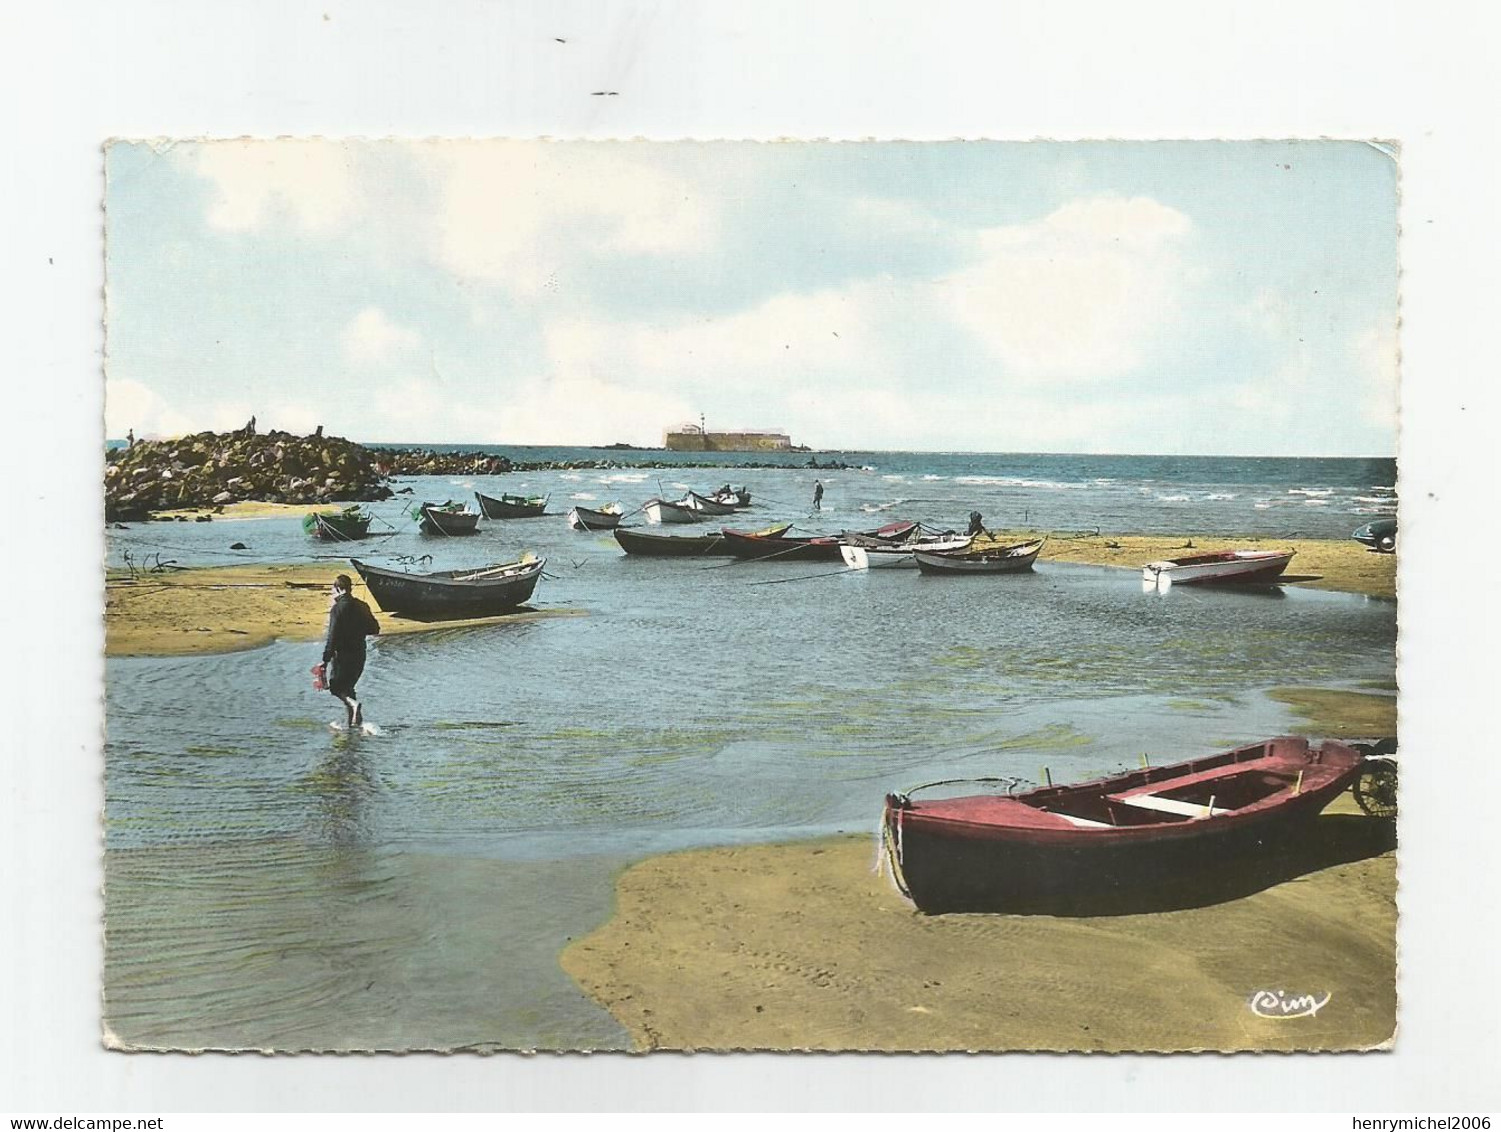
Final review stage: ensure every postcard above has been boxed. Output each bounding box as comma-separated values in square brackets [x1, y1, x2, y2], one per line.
[101, 138, 1398, 1052]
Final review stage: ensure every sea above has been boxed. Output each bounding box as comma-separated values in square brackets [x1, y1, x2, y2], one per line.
[103, 449, 1398, 1050]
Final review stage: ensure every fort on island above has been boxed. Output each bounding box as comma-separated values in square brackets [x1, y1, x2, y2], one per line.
[662, 417, 797, 452]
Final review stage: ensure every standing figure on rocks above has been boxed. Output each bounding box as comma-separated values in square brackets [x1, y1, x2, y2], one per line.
[126, 428, 135, 448]
[812, 479, 824, 511]
[322, 573, 380, 733]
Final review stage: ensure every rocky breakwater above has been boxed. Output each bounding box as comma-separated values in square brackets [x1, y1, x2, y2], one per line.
[105, 429, 394, 521]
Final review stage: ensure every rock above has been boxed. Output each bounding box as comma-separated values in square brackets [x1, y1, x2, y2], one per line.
[230, 542, 248, 550]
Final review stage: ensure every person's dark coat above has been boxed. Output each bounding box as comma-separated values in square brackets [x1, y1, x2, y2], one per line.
[323, 593, 380, 665]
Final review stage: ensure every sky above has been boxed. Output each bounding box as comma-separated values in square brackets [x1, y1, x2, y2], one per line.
[104, 139, 1399, 455]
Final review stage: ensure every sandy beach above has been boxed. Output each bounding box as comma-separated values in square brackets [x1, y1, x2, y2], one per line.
[105, 563, 582, 657]
[562, 689, 1397, 1052]
[105, 533, 1394, 658]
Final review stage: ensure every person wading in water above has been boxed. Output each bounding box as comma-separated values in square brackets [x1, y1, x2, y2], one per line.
[322, 573, 381, 732]
[812, 479, 824, 511]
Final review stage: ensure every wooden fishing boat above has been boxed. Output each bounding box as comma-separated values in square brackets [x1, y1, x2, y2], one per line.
[613, 522, 792, 557]
[351, 555, 544, 620]
[840, 533, 973, 569]
[882, 736, 1367, 914]
[682, 490, 738, 516]
[1141, 548, 1294, 586]
[567, 503, 625, 531]
[302, 505, 373, 541]
[721, 520, 920, 562]
[913, 538, 1044, 575]
[475, 490, 549, 519]
[411, 501, 480, 536]
[643, 497, 704, 525]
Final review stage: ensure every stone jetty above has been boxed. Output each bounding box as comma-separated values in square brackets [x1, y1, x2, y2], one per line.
[104, 428, 393, 521]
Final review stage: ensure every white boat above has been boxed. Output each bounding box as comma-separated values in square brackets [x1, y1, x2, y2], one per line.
[643, 497, 704, 525]
[682, 490, 738, 516]
[1141, 549, 1295, 587]
[567, 503, 624, 531]
[841, 535, 974, 570]
[914, 538, 1044, 575]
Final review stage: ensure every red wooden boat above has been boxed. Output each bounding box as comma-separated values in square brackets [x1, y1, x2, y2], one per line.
[882, 736, 1367, 913]
[721, 520, 919, 562]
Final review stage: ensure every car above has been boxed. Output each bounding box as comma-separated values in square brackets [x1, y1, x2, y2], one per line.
[1352, 517, 1397, 553]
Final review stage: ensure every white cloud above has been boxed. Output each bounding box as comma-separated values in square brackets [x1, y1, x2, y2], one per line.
[1354, 322, 1400, 432]
[188, 140, 356, 233]
[105, 378, 196, 440]
[342, 308, 422, 366]
[420, 142, 717, 295]
[944, 196, 1194, 381]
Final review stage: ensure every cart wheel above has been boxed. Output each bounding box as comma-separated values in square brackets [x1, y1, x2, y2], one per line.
[1352, 758, 1398, 818]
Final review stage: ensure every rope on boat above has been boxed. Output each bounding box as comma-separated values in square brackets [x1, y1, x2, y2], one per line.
[743, 567, 853, 587]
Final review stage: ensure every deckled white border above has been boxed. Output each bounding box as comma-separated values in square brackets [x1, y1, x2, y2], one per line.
[5, 0, 1495, 1114]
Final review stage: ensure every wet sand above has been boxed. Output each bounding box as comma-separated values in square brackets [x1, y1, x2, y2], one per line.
[562, 689, 1397, 1052]
[105, 563, 581, 657]
[105, 534, 1394, 658]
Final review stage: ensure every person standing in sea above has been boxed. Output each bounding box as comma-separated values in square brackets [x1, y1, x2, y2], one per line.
[812, 479, 824, 511]
[322, 573, 381, 732]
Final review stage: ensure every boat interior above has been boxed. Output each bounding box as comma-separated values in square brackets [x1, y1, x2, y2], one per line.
[1027, 765, 1307, 828]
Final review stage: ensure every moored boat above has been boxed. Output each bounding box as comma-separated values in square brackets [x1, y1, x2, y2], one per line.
[411, 501, 480, 536]
[613, 522, 792, 557]
[722, 520, 919, 562]
[643, 497, 704, 525]
[351, 555, 544, 619]
[475, 490, 549, 519]
[840, 533, 974, 570]
[567, 503, 625, 531]
[882, 736, 1368, 914]
[913, 538, 1044, 575]
[682, 490, 738, 516]
[1141, 548, 1294, 586]
[302, 505, 374, 541]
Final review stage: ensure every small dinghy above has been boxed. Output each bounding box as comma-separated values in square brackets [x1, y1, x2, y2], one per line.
[567, 503, 625, 531]
[1142, 548, 1294, 587]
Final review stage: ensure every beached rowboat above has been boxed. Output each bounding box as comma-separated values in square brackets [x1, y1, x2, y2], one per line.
[613, 522, 793, 557]
[1141, 548, 1294, 586]
[882, 736, 1367, 914]
[302, 506, 373, 541]
[350, 555, 544, 619]
[643, 497, 704, 525]
[411, 501, 480, 536]
[567, 503, 625, 531]
[475, 491, 549, 519]
[913, 538, 1044, 575]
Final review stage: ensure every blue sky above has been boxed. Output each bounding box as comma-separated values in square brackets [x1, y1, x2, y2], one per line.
[105, 139, 1398, 455]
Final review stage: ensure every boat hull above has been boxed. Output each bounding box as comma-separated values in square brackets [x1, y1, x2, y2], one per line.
[568, 505, 623, 530]
[613, 522, 792, 557]
[1142, 550, 1294, 585]
[418, 506, 480, 536]
[644, 498, 704, 525]
[914, 541, 1043, 574]
[303, 511, 373, 541]
[475, 491, 548, 519]
[351, 557, 544, 619]
[883, 737, 1364, 914]
[684, 491, 737, 516]
[842, 536, 974, 570]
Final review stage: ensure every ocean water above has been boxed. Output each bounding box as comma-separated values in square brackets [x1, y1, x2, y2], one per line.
[102, 451, 1398, 1050]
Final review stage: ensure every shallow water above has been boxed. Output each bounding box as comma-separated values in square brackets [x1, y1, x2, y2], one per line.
[104, 509, 1396, 1048]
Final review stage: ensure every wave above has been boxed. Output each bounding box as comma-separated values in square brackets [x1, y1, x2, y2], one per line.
[569, 492, 598, 501]
[1288, 488, 1334, 497]
[559, 473, 583, 482]
[600, 473, 650, 484]
[1155, 494, 1191, 503]
[1301, 498, 1330, 506]
[1205, 493, 1237, 501]
[882, 474, 907, 483]
[922, 474, 946, 481]
[1354, 495, 1395, 504]
[953, 475, 1070, 489]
